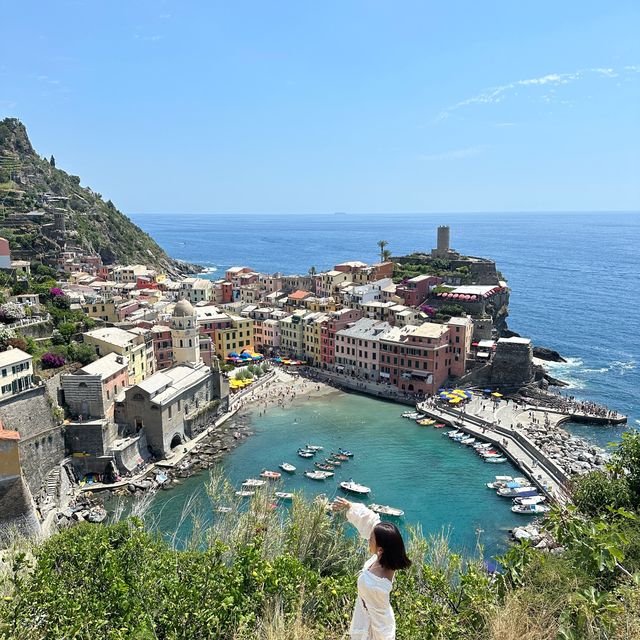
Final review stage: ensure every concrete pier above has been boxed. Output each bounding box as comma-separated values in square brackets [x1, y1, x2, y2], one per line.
[418, 399, 573, 505]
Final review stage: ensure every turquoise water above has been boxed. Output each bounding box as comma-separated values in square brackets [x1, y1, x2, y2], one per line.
[144, 391, 524, 556]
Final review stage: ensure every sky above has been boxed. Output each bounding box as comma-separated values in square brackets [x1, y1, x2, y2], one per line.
[1, 1, 639, 214]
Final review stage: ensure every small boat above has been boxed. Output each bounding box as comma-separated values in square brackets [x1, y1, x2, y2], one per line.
[298, 450, 314, 458]
[402, 411, 422, 419]
[315, 462, 334, 471]
[215, 506, 233, 513]
[275, 492, 294, 501]
[495, 475, 513, 482]
[260, 470, 282, 480]
[279, 462, 296, 473]
[479, 450, 502, 457]
[417, 418, 435, 426]
[446, 430, 461, 438]
[514, 495, 546, 506]
[306, 444, 324, 451]
[340, 480, 371, 495]
[304, 471, 328, 481]
[235, 490, 254, 497]
[242, 478, 266, 488]
[487, 479, 528, 489]
[315, 470, 334, 479]
[339, 448, 354, 457]
[298, 447, 315, 455]
[369, 503, 404, 517]
[325, 458, 341, 466]
[460, 437, 476, 445]
[331, 453, 349, 461]
[433, 423, 446, 429]
[511, 503, 551, 515]
[485, 456, 508, 464]
[497, 486, 537, 498]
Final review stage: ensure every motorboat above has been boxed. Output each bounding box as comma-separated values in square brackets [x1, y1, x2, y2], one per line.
[511, 503, 551, 515]
[235, 490, 254, 497]
[339, 448, 354, 457]
[485, 456, 508, 463]
[433, 423, 446, 429]
[417, 418, 435, 426]
[315, 470, 334, 479]
[369, 503, 404, 517]
[479, 450, 502, 457]
[460, 437, 476, 445]
[298, 450, 314, 458]
[514, 495, 546, 506]
[340, 480, 371, 495]
[402, 411, 422, 419]
[331, 453, 349, 461]
[446, 430, 461, 438]
[487, 479, 528, 489]
[325, 458, 341, 466]
[279, 462, 296, 473]
[260, 470, 282, 480]
[275, 492, 294, 501]
[306, 444, 324, 452]
[315, 462, 335, 471]
[304, 471, 328, 481]
[298, 447, 315, 455]
[215, 506, 233, 513]
[497, 486, 537, 498]
[242, 478, 266, 488]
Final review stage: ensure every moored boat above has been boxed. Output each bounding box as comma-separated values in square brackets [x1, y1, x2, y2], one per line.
[340, 480, 371, 495]
[235, 490, 255, 497]
[339, 448, 354, 457]
[298, 450, 314, 458]
[497, 486, 537, 498]
[260, 470, 282, 480]
[325, 458, 341, 466]
[275, 492, 294, 500]
[304, 471, 328, 481]
[460, 437, 476, 445]
[242, 478, 266, 488]
[306, 444, 324, 451]
[513, 495, 546, 506]
[417, 418, 435, 426]
[332, 453, 349, 461]
[511, 503, 551, 515]
[433, 423, 446, 429]
[279, 462, 296, 473]
[215, 506, 232, 513]
[484, 456, 508, 463]
[315, 462, 334, 471]
[369, 503, 404, 517]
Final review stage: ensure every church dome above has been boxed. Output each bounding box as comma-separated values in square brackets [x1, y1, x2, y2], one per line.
[173, 298, 195, 317]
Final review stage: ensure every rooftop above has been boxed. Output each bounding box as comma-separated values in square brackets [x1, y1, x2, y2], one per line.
[337, 318, 392, 340]
[136, 363, 211, 405]
[84, 327, 139, 348]
[77, 352, 128, 379]
[0, 347, 32, 367]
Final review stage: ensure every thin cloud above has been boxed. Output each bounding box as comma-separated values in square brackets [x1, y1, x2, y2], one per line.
[419, 146, 486, 161]
[437, 65, 639, 121]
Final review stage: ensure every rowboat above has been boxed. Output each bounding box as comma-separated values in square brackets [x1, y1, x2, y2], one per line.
[279, 462, 296, 473]
[304, 471, 328, 481]
[306, 444, 324, 452]
[511, 503, 551, 515]
[340, 480, 371, 495]
[315, 462, 334, 471]
[369, 503, 404, 517]
[260, 470, 282, 480]
[339, 448, 354, 457]
[242, 478, 266, 487]
[275, 492, 294, 501]
[235, 490, 254, 497]
[433, 423, 446, 429]
[325, 458, 341, 466]
[417, 418, 435, 426]
[331, 453, 349, 461]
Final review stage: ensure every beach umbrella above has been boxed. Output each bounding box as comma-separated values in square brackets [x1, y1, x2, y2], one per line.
[449, 397, 462, 404]
[491, 392, 503, 398]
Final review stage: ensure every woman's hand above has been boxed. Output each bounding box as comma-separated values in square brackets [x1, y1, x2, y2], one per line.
[332, 497, 352, 512]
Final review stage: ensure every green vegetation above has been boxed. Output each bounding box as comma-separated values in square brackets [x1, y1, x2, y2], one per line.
[4, 437, 640, 640]
[393, 256, 472, 285]
[0, 118, 193, 273]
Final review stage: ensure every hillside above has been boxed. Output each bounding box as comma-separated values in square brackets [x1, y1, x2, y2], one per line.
[0, 118, 196, 276]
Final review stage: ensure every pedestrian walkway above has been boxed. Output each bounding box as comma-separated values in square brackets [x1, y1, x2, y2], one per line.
[418, 399, 572, 505]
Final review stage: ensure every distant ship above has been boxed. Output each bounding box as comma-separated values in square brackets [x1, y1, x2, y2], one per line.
[334, 211, 347, 215]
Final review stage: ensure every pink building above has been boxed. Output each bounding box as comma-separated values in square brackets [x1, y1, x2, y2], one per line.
[334, 318, 391, 381]
[253, 318, 280, 353]
[396, 275, 442, 307]
[447, 317, 473, 378]
[320, 307, 363, 367]
[151, 325, 173, 370]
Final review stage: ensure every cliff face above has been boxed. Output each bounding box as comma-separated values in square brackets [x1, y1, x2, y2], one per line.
[0, 118, 196, 276]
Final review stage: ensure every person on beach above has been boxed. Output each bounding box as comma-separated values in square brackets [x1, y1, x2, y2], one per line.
[333, 497, 411, 639]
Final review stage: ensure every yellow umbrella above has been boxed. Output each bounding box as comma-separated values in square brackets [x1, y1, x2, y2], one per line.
[449, 397, 462, 404]
[491, 392, 503, 398]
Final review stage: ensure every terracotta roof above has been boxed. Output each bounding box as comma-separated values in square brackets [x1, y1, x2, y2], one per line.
[289, 290, 312, 300]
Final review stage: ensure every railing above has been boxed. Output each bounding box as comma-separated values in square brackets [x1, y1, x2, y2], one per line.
[6, 313, 51, 329]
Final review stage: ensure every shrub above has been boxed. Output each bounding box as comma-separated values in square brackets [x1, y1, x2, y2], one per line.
[41, 352, 66, 369]
[0, 326, 17, 348]
[0, 301, 25, 323]
[66, 341, 97, 366]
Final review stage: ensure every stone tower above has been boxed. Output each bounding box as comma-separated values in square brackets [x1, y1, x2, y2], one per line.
[437, 225, 450, 254]
[171, 299, 200, 365]
[53, 211, 66, 234]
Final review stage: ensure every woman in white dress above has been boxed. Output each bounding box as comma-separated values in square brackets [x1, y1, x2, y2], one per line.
[333, 497, 411, 640]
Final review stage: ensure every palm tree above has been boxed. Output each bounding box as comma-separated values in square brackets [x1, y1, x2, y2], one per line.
[382, 249, 392, 262]
[377, 240, 388, 263]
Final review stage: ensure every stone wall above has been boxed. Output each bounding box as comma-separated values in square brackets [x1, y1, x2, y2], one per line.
[0, 387, 65, 497]
[0, 477, 41, 539]
[490, 338, 534, 390]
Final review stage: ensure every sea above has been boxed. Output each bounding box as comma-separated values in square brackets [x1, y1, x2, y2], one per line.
[127, 211, 640, 554]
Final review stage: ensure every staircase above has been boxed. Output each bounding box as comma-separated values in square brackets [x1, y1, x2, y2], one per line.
[44, 466, 61, 502]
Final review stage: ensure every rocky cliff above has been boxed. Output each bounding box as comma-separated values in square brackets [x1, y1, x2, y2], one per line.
[0, 118, 196, 276]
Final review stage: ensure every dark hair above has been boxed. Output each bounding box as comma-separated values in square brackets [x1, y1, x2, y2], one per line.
[373, 522, 412, 571]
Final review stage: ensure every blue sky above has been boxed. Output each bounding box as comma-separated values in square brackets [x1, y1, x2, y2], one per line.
[1, 1, 639, 214]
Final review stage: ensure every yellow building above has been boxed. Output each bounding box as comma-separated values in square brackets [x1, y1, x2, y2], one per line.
[212, 315, 254, 360]
[302, 312, 328, 366]
[83, 327, 149, 384]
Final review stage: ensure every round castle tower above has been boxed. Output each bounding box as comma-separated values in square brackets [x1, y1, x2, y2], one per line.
[171, 299, 200, 365]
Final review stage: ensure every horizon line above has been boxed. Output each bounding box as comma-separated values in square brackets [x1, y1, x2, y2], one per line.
[130, 209, 640, 216]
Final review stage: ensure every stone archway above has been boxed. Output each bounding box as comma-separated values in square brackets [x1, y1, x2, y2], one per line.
[170, 433, 183, 449]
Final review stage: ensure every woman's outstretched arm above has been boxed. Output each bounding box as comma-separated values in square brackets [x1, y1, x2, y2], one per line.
[334, 498, 380, 540]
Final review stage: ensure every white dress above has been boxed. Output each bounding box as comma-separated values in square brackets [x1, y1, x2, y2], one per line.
[346, 503, 396, 640]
